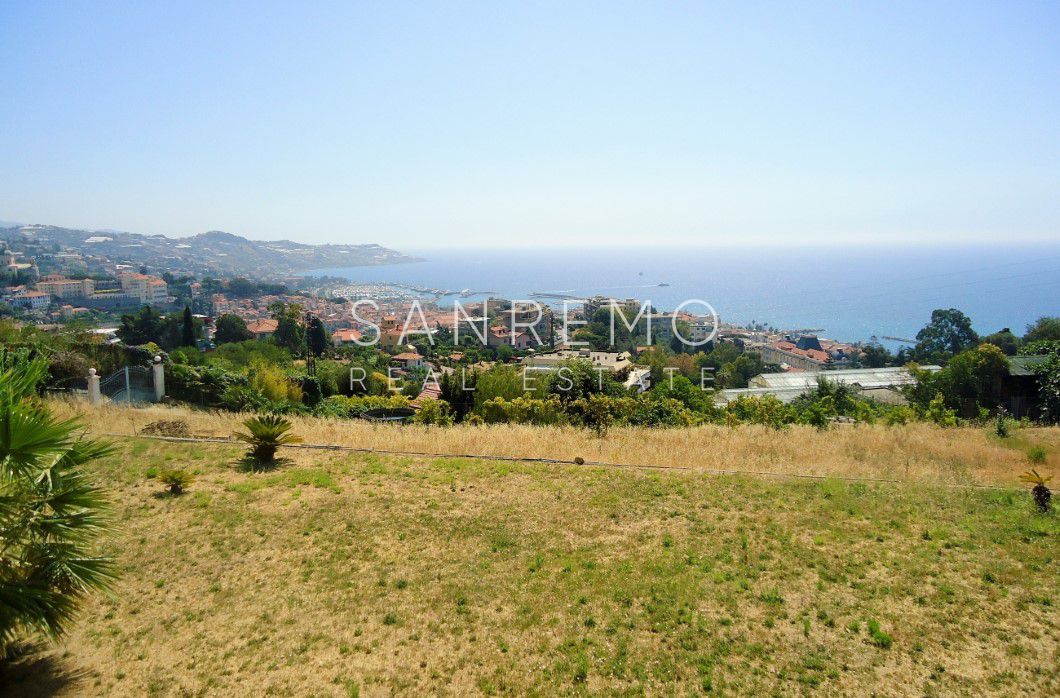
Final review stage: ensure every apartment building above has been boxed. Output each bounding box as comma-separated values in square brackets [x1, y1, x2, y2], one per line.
[35, 275, 95, 300]
[118, 272, 169, 305]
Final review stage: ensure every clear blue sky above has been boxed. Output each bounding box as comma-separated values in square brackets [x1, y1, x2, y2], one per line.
[1, 1, 1057, 248]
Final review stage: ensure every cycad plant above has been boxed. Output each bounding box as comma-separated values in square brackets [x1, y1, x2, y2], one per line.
[158, 468, 194, 496]
[1019, 469, 1052, 513]
[234, 415, 302, 469]
[0, 355, 114, 655]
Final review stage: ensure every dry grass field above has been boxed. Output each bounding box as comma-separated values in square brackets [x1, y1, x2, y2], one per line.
[2, 404, 1058, 695]
[53, 401, 1060, 486]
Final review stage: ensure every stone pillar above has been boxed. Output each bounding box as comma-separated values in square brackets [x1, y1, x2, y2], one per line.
[88, 368, 100, 406]
[152, 355, 165, 403]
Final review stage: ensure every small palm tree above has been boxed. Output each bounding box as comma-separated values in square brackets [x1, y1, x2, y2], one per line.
[234, 415, 302, 468]
[1019, 469, 1053, 513]
[0, 355, 115, 654]
[158, 468, 194, 496]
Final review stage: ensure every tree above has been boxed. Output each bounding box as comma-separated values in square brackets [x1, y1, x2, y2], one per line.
[716, 354, 765, 388]
[860, 343, 893, 368]
[307, 316, 329, 358]
[214, 314, 253, 344]
[945, 343, 1009, 410]
[495, 343, 514, 363]
[1035, 352, 1060, 424]
[981, 328, 1020, 356]
[227, 277, 258, 298]
[473, 365, 523, 412]
[913, 308, 978, 364]
[440, 369, 477, 422]
[117, 306, 163, 346]
[0, 356, 115, 652]
[181, 306, 196, 348]
[907, 344, 1010, 415]
[269, 302, 304, 355]
[1024, 317, 1060, 343]
[546, 359, 623, 403]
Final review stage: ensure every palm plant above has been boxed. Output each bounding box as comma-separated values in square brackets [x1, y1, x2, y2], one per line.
[158, 468, 194, 496]
[1019, 469, 1053, 513]
[0, 356, 115, 654]
[234, 415, 302, 468]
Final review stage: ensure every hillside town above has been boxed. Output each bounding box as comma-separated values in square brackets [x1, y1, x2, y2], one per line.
[2, 228, 1056, 425]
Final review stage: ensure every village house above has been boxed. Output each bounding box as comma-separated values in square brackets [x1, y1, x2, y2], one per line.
[7, 289, 51, 310]
[246, 318, 278, 341]
[487, 325, 535, 350]
[521, 349, 634, 378]
[392, 351, 426, 370]
[332, 328, 363, 347]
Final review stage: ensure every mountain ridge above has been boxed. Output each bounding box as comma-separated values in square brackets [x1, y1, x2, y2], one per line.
[0, 221, 419, 278]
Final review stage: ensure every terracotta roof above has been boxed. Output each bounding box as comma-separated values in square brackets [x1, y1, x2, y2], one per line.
[411, 382, 443, 408]
[333, 328, 362, 341]
[246, 319, 278, 334]
[393, 352, 422, 361]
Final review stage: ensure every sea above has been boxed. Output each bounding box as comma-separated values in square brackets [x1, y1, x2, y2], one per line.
[309, 244, 1060, 348]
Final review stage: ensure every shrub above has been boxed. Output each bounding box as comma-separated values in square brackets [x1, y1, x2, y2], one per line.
[724, 395, 792, 429]
[0, 356, 115, 653]
[926, 393, 958, 427]
[300, 375, 323, 407]
[158, 468, 194, 495]
[627, 395, 697, 427]
[220, 384, 270, 412]
[995, 408, 1009, 438]
[234, 415, 303, 468]
[318, 394, 411, 419]
[248, 357, 302, 403]
[884, 405, 915, 426]
[1027, 446, 1047, 464]
[412, 398, 454, 426]
[570, 394, 618, 437]
[166, 363, 246, 406]
[480, 396, 567, 426]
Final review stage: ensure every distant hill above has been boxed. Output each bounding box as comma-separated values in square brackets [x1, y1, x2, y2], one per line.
[0, 222, 419, 278]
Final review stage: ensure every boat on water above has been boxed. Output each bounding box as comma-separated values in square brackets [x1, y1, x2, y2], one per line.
[658, 282, 669, 287]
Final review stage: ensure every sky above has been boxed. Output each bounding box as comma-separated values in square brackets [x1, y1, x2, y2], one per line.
[1, 1, 1058, 248]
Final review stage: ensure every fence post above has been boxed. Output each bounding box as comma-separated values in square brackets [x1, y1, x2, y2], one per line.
[87, 368, 100, 406]
[124, 366, 131, 403]
[152, 355, 165, 402]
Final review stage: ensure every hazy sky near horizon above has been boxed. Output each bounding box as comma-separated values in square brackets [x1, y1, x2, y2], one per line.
[1, 2, 1058, 248]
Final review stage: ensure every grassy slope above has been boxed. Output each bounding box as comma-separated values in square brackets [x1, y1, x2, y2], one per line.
[51, 402, 1060, 485]
[3, 435, 1058, 696]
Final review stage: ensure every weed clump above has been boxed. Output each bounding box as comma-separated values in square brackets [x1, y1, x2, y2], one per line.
[866, 619, 893, 648]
